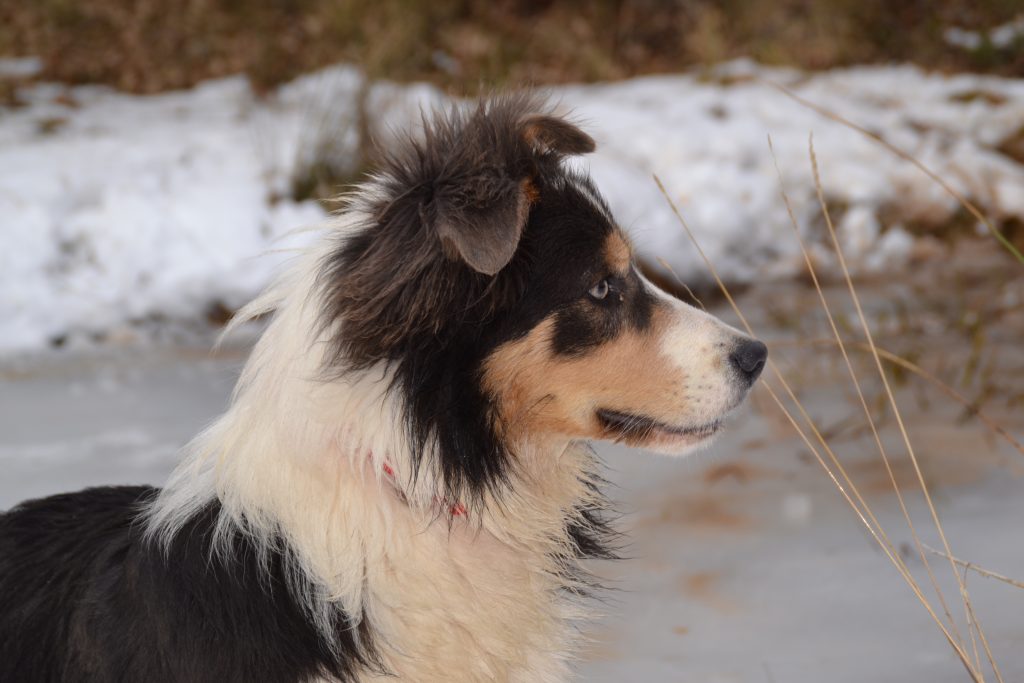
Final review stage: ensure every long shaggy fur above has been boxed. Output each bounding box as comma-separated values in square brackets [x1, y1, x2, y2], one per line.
[1, 93, 762, 683]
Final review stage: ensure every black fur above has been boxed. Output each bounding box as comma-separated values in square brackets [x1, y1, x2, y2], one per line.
[550, 266, 657, 357]
[0, 487, 382, 683]
[319, 95, 656, 508]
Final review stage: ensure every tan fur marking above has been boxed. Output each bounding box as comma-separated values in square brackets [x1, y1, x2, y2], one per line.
[522, 177, 540, 206]
[604, 231, 631, 275]
[483, 303, 690, 447]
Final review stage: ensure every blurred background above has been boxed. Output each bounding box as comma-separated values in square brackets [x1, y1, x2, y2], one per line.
[2, 2, 1023, 681]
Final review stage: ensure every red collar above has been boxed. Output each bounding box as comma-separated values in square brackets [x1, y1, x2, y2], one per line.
[375, 454, 467, 517]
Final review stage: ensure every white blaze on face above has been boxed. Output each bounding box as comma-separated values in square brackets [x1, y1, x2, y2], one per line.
[628, 274, 757, 453]
[578, 293, 757, 455]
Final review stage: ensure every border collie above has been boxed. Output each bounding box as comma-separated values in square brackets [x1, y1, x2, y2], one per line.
[0, 94, 766, 682]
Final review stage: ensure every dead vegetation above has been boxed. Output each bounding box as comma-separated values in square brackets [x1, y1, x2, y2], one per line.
[655, 89, 1024, 680]
[1, 0, 1022, 96]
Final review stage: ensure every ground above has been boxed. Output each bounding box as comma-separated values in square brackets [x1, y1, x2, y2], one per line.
[3, 0, 1022, 95]
[3, 241, 1021, 682]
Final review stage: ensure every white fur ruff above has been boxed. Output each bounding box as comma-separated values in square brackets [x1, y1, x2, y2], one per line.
[146, 209, 602, 682]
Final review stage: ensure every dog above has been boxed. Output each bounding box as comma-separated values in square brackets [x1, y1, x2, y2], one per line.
[0, 94, 766, 682]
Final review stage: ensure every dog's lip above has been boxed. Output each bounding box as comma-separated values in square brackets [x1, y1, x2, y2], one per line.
[596, 408, 722, 440]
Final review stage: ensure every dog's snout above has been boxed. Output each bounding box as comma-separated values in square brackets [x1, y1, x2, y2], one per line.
[729, 339, 767, 386]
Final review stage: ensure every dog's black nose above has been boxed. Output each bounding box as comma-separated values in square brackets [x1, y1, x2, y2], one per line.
[729, 339, 767, 386]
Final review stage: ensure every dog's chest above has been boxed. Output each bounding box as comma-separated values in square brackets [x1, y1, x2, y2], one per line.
[355, 516, 574, 682]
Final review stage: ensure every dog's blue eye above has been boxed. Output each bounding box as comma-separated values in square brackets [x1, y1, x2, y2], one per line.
[588, 279, 610, 301]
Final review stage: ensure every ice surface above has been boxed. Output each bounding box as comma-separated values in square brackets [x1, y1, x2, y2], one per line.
[2, 333, 1021, 683]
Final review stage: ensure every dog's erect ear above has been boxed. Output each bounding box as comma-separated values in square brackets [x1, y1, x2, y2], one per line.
[434, 177, 532, 276]
[522, 115, 596, 155]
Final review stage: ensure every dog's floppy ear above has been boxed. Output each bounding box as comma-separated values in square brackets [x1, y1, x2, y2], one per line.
[434, 177, 533, 276]
[433, 113, 595, 276]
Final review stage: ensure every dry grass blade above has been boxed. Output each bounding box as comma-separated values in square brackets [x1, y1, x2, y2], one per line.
[652, 174, 985, 682]
[654, 257, 707, 312]
[787, 338, 1024, 464]
[922, 545, 1024, 591]
[961, 568, 983, 679]
[767, 134, 965, 651]
[771, 83, 1024, 266]
[808, 141, 1003, 683]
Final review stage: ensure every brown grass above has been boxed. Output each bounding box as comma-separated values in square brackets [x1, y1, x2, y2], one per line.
[656, 174, 987, 679]
[1, 0, 1022, 96]
[654, 115, 1024, 677]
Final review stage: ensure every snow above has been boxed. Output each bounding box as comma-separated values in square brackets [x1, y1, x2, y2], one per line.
[945, 15, 1024, 50]
[4, 60, 1024, 355]
[560, 62, 1024, 283]
[0, 57, 42, 79]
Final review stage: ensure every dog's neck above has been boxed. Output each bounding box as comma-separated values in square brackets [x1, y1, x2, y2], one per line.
[155, 362, 594, 681]
[306, 389, 595, 681]
[146, 252, 602, 679]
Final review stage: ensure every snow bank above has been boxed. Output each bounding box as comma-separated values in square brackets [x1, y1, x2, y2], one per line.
[3, 61, 1024, 355]
[0, 68, 360, 354]
[561, 61, 1024, 282]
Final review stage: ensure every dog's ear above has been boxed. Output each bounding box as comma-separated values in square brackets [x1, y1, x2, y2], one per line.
[522, 115, 596, 155]
[434, 177, 533, 276]
[433, 114, 595, 276]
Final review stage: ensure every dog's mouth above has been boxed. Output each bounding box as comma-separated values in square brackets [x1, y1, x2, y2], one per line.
[596, 408, 722, 444]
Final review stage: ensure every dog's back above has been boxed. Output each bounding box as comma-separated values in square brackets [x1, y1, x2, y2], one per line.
[0, 487, 376, 683]
[1, 487, 149, 681]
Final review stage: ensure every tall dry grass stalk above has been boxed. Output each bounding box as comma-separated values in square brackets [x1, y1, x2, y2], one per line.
[653, 110, 1023, 678]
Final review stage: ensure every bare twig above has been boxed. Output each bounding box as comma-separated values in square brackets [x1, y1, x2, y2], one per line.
[923, 545, 1024, 591]
[770, 134, 965, 649]
[653, 174, 985, 682]
[809, 141, 1002, 683]
[655, 257, 707, 312]
[781, 338, 1024, 464]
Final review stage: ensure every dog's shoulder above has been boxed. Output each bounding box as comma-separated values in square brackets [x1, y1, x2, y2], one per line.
[0, 486, 155, 682]
[1, 486, 379, 683]
[0, 485, 157, 583]
[1, 484, 156, 529]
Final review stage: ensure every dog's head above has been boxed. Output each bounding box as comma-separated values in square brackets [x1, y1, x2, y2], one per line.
[320, 95, 766, 501]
